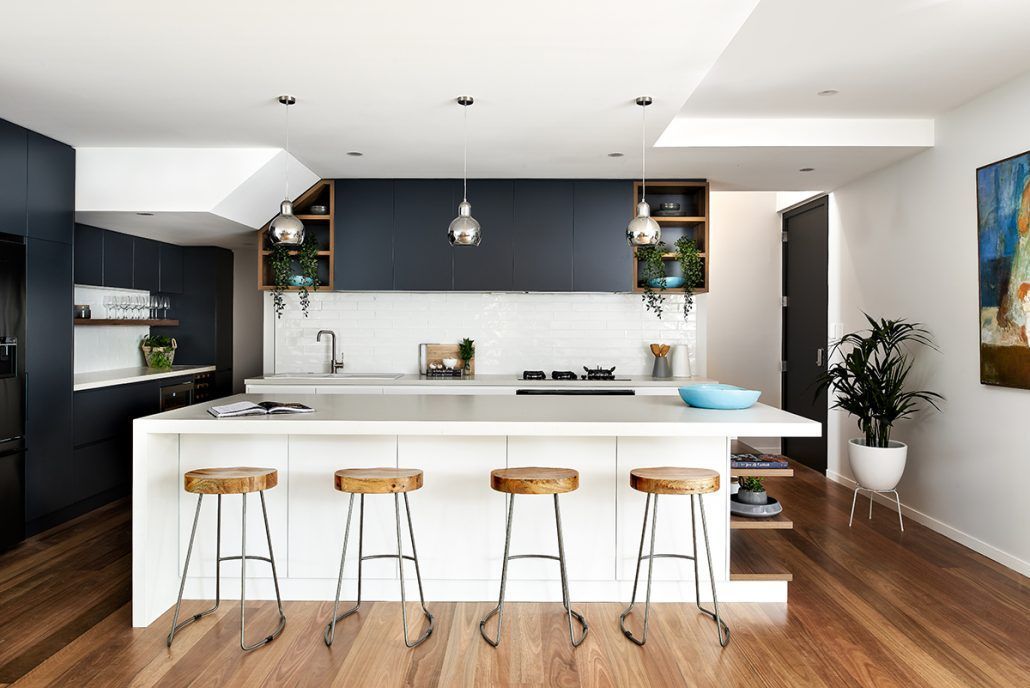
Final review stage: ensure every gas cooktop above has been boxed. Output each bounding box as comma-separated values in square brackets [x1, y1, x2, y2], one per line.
[520, 366, 631, 382]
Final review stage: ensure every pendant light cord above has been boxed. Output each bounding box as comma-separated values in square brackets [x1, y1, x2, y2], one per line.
[463, 102, 469, 202]
[640, 101, 647, 203]
[283, 100, 290, 200]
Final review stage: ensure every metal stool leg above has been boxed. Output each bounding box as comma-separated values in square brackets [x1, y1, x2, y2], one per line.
[239, 490, 287, 652]
[480, 493, 515, 647]
[553, 494, 588, 647]
[694, 493, 730, 647]
[168, 493, 223, 646]
[619, 493, 658, 645]
[395, 492, 434, 647]
[325, 492, 358, 646]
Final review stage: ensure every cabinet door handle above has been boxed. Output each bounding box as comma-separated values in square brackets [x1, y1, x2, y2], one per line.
[816, 348, 824, 366]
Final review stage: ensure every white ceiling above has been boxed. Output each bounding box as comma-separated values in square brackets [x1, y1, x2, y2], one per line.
[1, 0, 1029, 198]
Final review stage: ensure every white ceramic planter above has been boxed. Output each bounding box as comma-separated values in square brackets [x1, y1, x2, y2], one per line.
[848, 438, 907, 491]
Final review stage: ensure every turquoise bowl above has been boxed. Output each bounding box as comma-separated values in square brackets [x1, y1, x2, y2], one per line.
[287, 275, 314, 287]
[647, 276, 686, 288]
[678, 384, 761, 410]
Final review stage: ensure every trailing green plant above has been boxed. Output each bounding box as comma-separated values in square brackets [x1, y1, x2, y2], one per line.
[815, 314, 943, 448]
[141, 335, 175, 369]
[458, 338, 475, 372]
[269, 243, 291, 319]
[737, 476, 765, 492]
[142, 335, 173, 348]
[296, 232, 321, 317]
[674, 236, 703, 319]
[637, 244, 668, 318]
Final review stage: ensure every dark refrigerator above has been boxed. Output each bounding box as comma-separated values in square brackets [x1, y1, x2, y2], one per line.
[0, 234, 26, 550]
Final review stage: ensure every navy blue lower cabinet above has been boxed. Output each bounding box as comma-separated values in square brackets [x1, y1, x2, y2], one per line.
[393, 180, 458, 290]
[25, 238, 74, 520]
[513, 180, 574, 291]
[334, 180, 395, 290]
[0, 119, 27, 236]
[573, 181, 633, 292]
[453, 180, 514, 291]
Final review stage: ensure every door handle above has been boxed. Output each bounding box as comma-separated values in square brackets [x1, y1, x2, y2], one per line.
[816, 348, 824, 366]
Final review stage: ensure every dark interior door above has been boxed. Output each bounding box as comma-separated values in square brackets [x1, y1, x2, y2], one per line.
[782, 197, 828, 472]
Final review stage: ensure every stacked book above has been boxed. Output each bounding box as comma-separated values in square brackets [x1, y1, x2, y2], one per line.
[731, 452, 789, 469]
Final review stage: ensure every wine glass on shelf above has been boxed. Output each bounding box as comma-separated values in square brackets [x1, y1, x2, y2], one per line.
[102, 295, 113, 319]
[161, 296, 170, 319]
[137, 295, 147, 319]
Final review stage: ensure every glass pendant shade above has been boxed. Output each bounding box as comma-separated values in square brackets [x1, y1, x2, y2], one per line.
[448, 200, 481, 246]
[268, 200, 305, 245]
[626, 200, 661, 246]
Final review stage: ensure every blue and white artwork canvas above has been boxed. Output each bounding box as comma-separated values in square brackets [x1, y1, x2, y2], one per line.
[978, 150, 1030, 388]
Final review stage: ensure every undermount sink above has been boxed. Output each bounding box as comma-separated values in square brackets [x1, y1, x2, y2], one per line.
[270, 373, 404, 381]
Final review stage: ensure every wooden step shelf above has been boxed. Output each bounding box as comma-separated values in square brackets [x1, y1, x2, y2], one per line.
[75, 319, 179, 326]
[257, 179, 336, 291]
[731, 467, 794, 478]
[730, 529, 793, 581]
[260, 250, 331, 256]
[631, 180, 709, 294]
[730, 512, 793, 530]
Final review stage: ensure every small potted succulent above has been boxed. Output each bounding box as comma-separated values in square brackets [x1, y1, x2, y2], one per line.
[141, 335, 177, 369]
[736, 476, 767, 505]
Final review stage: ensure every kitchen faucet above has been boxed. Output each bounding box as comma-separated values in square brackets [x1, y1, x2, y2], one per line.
[316, 330, 345, 373]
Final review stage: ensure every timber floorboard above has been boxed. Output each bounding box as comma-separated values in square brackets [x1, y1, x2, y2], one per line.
[1, 464, 1028, 687]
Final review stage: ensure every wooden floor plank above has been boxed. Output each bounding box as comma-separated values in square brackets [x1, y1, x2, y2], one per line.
[2, 467, 1028, 687]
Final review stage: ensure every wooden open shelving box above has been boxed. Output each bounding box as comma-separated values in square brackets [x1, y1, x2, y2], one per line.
[631, 180, 709, 294]
[257, 179, 335, 291]
[728, 440, 796, 582]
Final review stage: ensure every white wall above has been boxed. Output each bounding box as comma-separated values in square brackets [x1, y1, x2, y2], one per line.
[73, 285, 151, 372]
[267, 292, 703, 378]
[232, 247, 264, 392]
[706, 192, 782, 450]
[828, 70, 1030, 574]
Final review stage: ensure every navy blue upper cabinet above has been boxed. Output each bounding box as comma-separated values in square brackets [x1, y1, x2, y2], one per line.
[393, 180, 457, 290]
[102, 230, 134, 288]
[26, 132, 74, 244]
[73, 224, 104, 285]
[132, 237, 160, 291]
[513, 180, 574, 292]
[573, 181, 632, 292]
[334, 180, 395, 290]
[453, 180, 514, 291]
[0, 119, 27, 236]
[159, 243, 183, 294]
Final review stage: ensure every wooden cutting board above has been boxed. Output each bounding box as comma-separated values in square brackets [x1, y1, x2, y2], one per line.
[425, 343, 475, 374]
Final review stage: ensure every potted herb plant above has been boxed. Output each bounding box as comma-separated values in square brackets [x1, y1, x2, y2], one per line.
[816, 315, 943, 491]
[458, 338, 475, 376]
[736, 476, 767, 505]
[141, 335, 177, 369]
[637, 237, 703, 320]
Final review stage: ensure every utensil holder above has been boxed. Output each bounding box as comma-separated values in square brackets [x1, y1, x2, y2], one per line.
[652, 356, 671, 379]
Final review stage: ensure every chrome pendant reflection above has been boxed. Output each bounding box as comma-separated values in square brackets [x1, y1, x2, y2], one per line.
[268, 199, 305, 245]
[626, 200, 661, 246]
[448, 200, 481, 246]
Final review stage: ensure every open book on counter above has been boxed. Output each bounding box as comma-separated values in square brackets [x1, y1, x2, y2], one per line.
[208, 401, 315, 418]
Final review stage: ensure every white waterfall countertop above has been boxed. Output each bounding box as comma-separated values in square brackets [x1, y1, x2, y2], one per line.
[135, 392, 820, 438]
[74, 365, 216, 391]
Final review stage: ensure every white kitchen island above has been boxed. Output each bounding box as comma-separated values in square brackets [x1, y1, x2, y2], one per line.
[132, 393, 819, 627]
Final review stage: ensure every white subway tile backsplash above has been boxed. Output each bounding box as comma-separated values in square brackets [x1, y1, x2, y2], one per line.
[271, 292, 700, 376]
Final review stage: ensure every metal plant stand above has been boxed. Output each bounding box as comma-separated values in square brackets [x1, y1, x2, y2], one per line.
[167, 491, 287, 651]
[849, 485, 904, 531]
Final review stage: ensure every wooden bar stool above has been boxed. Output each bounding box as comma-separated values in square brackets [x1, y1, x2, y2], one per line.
[480, 467, 588, 648]
[325, 468, 434, 648]
[167, 467, 286, 652]
[620, 467, 730, 647]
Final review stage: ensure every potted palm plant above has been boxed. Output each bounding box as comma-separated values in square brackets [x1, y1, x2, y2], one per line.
[816, 315, 943, 491]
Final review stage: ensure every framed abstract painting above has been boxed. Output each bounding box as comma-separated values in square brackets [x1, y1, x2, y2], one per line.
[978, 149, 1030, 388]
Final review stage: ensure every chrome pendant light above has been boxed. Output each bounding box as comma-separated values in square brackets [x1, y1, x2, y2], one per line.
[448, 96, 482, 246]
[268, 95, 305, 246]
[626, 96, 661, 246]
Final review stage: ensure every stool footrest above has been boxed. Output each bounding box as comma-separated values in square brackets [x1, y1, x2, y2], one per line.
[218, 555, 273, 565]
[361, 553, 416, 563]
[507, 553, 561, 562]
[636, 553, 697, 563]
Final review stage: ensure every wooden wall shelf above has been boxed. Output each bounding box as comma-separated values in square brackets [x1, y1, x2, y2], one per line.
[631, 180, 710, 294]
[730, 512, 793, 530]
[731, 467, 794, 478]
[74, 319, 179, 326]
[257, 180, 336, 291]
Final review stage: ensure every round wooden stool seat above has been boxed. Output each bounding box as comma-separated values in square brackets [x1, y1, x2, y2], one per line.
[490, 467, 579, 495]
[629, 467, 719, 495]
[184, 467, 278, 494]
[334, 468, 423, 494]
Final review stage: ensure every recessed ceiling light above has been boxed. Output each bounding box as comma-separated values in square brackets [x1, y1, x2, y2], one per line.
[346, 151, 363, 157]
[817, 89, 839, 97]
[136, 212, 154, 216]
[799, 167, 815, 172]
[608, 152, 624, 157]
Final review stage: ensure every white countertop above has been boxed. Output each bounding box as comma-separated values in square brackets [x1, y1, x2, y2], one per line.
[245, 373, 714, 388]
[74, 365, 216, 391]
[135, 392, 821, 438]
